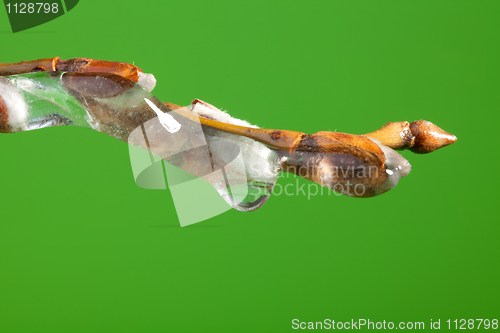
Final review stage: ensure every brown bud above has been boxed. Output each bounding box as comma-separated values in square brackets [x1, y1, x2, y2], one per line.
[56, 58, 143, 83]
[409, 120, 457, 154]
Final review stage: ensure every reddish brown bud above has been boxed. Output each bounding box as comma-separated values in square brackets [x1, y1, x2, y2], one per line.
[409, 120, 457, 154]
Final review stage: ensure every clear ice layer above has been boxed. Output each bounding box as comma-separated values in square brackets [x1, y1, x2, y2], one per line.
[0, 71, 412, 223]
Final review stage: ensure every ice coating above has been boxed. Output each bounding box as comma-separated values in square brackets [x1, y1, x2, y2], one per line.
[128, 109, 278, 212]
[368, 138, 411, 195]
[0, 71, 439, 213]
[202, 127, 280, 182]
[0, 77, 28, 129]
[201, 127, 281, 211]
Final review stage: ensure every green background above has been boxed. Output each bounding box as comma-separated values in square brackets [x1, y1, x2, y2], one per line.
[0, 1, 498, 332]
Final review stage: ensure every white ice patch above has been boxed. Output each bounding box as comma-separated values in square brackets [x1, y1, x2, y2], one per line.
[137, 72, 156, 92]
[191, 101, 259, 129]
[0, 77, 28, 129]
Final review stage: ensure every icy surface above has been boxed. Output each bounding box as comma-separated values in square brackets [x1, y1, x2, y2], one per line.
[0, 77, 28, 129]
[369, 138, 411, 195]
